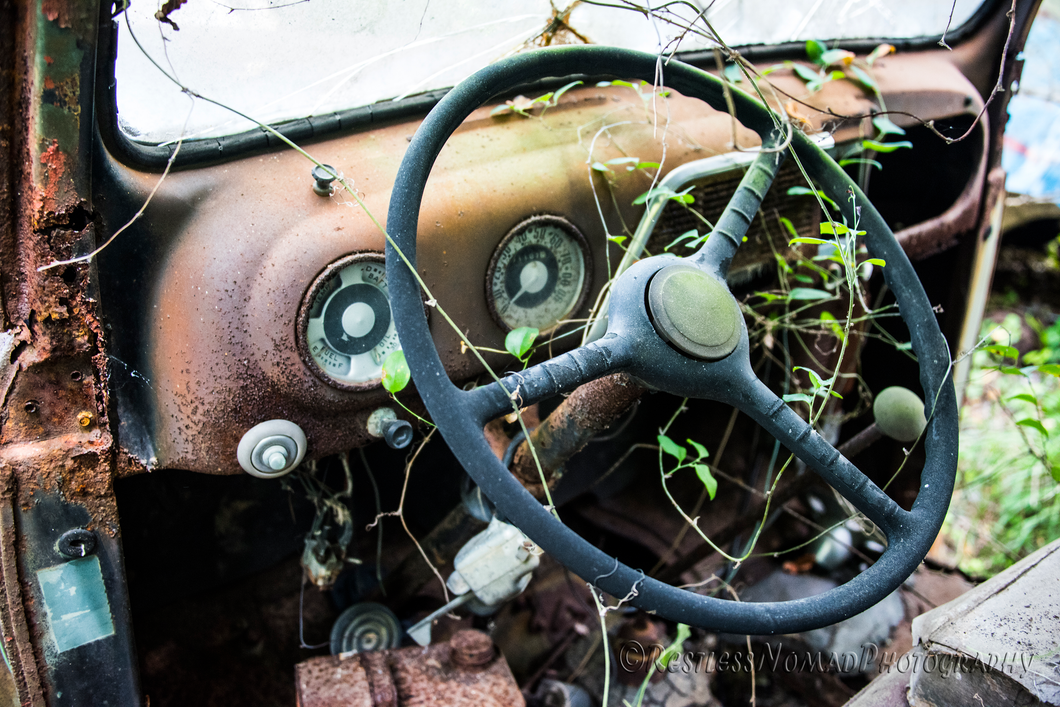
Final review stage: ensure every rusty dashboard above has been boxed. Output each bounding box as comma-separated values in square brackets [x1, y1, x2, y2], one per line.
[94, 51, 987, 477]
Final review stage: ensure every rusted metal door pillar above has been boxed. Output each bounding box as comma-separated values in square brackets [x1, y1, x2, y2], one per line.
[0, 0, 140, 703]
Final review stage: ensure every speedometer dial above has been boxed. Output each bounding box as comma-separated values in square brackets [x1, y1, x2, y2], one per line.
[486, 215, 591, 333]
[298, 254, 401, 389]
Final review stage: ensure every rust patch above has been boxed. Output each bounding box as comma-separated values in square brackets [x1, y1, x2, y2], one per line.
[296, 652, 373, 707]
[41, 74, 79, 114]
[510, 373, 643, 498]
[34, 141, 78, 224]
[0, 469, 45, 705]
[388, 632, 523, 707]
[40, 0, 78, 29]
[295, 630, 522, 707]
[360, 650, 397, 707]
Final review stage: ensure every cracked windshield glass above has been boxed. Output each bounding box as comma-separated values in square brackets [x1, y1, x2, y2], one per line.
[115, 0, 984, 144]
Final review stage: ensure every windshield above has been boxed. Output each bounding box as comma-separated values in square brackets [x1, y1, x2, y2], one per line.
[114, 0, 986, 145]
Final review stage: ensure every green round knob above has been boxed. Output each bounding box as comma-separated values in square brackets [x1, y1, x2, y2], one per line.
[873, 386, 927, 442]
[648, 264, 741, 360]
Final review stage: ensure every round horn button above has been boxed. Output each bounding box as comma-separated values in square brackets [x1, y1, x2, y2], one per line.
[648, 264, 741, 360]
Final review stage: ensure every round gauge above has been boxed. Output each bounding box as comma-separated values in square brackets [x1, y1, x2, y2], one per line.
[486, 215, 592, 332]
[298, 254, 401, 389]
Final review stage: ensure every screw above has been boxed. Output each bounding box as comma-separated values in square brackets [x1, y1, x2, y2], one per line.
[77, 411, 92, 427]
[312, 164, 339, 197]
[262, 445, 289, 470]
[24, 401, 38, 414]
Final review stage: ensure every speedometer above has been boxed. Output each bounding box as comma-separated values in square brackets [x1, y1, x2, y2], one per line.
[298, 254, 401, 389]
[486, 215, 591, 333]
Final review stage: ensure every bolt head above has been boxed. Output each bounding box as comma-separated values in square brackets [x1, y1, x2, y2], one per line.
[263, 445, 289, 470]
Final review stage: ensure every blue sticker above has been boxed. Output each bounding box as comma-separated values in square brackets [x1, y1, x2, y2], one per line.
[37, 557, 114, 653]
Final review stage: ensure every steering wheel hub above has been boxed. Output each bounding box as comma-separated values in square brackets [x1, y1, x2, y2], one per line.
[648, 263, 741, 360]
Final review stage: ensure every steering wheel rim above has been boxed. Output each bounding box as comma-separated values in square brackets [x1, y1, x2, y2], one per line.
[386, 46, 958, 635]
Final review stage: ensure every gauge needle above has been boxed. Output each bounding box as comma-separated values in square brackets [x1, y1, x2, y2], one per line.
[502, 261, 548, 314]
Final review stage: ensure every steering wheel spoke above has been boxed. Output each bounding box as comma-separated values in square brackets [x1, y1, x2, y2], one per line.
[689, 145, 786, 278]
[462, 334, 632, 425]
[733, 374, 909, 539]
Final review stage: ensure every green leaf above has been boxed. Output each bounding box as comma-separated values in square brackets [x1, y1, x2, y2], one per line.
[687, 439, 709, 459]
[694, 464, 718, 500]
[794, 365, 824, 389]
[656, 186, 695, 204]
[788, 288, 833, 301]
[862, 139, 913, 153]
[381, 350, 411, 393]
[789, 236, 831, 246]
[872, 115, 906, 136]
[1008, 393, 1039, 405]
[505, 327, 539, 360]
[658, 624, 693, 667]
[605, 157, 640, 166]
[552, 80, 582, 103]
[808, 69, 846, 92]
[838, 157, 883, 170]
[786, 185, 839, 211]
[635, 161, 661, 170]
[864, 258, 887, 267]
[985, 344, 1019, 361]
[792, 274, 814, 283]
[1017, 418, 1049, 438]
[793, 63, 820, 84]
[820, 310, 845, 339]
[723, 63, 743, 83]
[805, 39, 826, 63]
[665, 229, 701, 251]
[633, 185, 690, 206]
[490, 104, 512, 117]
[591, 161, 611, 173]
[658, 434, 687, 463]
[607, 235, 627, 246]
[1023, 349, 1050, 366]
[1038, 364, 1060, 377]
[783, 393, 814, 404]
[999, 366, 1027, 376]
[778, 216, 798, 239]
[848, 65, 878, 91]
[820, 222, 850, 236]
